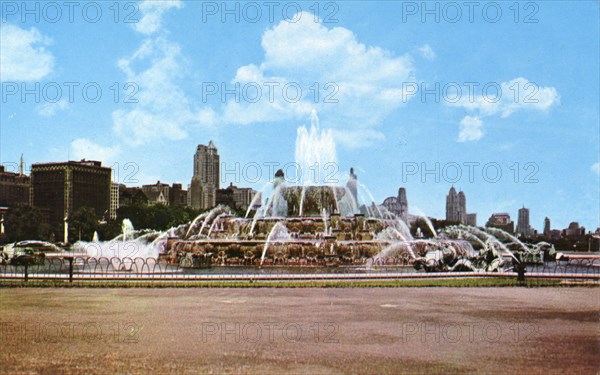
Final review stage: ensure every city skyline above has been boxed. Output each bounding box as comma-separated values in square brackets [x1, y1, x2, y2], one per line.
[1, 1, 598, 231]
[4, 151, 592, 236]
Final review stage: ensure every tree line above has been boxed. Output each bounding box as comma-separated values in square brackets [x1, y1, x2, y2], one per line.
[0, 204, 211, 244]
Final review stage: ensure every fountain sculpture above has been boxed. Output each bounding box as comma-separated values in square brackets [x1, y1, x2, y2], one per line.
[160, 112, 483, 271]
[60, 112, 554, 273]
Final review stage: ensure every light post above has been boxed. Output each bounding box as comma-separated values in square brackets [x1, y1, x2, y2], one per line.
[64, 215, 69, 244]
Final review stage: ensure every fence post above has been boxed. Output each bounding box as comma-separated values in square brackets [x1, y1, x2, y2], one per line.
[67, 257, 74, 283]
[517, 266, 525, 282]
[516, 262, 526, 282]
[24, 264, 28, 282]
[513, 254, 526, 283]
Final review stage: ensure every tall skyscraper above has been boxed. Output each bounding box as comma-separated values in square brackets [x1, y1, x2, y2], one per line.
[543, 217, 551, 237]
[190, 141, 220, 210]
[516, 206, 533, 237]
[446, 187, 457, 222]
[446, 187, 467, 223]
[397, 187, 408, 222]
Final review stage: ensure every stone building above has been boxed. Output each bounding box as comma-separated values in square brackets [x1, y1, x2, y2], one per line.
[446, 187, 465, 223]
[31, 160, 111, 240]
[381, 187, 408, 222]
[486, 212, 515, 234]
[110, 182, 119, 219]
[466, 213, 477, 227]
[216, 183, 257, 211]
[118, 185, 148, 207]
[142, 181, 171, 206]
[563, 222, 585, 238]
[0, 163, 31, 208]
[169, 183, 188, 207]
[446, 187, 476, 225]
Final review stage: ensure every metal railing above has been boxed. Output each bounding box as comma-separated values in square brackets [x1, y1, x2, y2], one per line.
[0, 256, 598, 282]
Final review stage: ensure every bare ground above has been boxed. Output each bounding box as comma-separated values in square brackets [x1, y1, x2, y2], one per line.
[0, 288, 598, 374]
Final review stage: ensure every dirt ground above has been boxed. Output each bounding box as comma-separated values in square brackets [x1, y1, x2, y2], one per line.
[0, 288, 598, 374]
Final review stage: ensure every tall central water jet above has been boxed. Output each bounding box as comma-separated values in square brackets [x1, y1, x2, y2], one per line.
[295, 110, 337, 187]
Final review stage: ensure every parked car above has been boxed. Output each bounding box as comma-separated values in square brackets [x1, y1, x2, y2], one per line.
[2, 241, 65, 266]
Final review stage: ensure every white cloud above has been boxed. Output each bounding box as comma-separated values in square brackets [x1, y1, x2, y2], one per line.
[38, 99, 69, 117]
[458, 116, 483, 142]
[111, 2, 216, 146]
[499, 78, 559, 117]
[0, 24, 54, 81]
[113, 37, 216, 145]
[220, 11, 416, 148]
[112, 109, 187, 145]
[418, 44, 436, 61]
[71, 139, 121, 165]
[452, 77, 559, 117]
[451, 77, 559, 141]
[592, 162, 600, 175]
[134, 0, 183, 35]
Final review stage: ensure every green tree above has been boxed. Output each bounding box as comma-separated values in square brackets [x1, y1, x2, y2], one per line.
[2, 207, 52, 243]
[69, 207, 99, 242]
[116, 203, 204, 232]
[97, 219, 122, 242]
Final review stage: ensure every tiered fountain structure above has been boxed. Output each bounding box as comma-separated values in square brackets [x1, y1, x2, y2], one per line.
[67, 111, 550, 272]
[165, 169, 427, 268]
[162, 111, 478, 269]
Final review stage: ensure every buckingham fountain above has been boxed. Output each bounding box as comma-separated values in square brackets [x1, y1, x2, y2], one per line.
[12, 111, 553, 274]
[0, 109, 584, 279]
[162, 111, 423, 269]
[149, 112, 535, 272]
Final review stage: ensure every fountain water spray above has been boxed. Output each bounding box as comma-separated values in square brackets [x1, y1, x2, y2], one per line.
[121, 219, 134, 241]
[185, 212, 209, 238]
[485, 227, 530, 253]
[299, 186, 306, 216]
[260, 222, 290, 266]
[321, 208, 328, 235]
[196, 206, 231, 238]
[207, 213, 229, 238]
[418, 216, 437, 238]
[358, 182, 384, 218]
[444, 225, 519, 262]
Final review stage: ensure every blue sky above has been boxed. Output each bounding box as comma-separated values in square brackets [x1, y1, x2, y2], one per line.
[1, 1, 599, 231]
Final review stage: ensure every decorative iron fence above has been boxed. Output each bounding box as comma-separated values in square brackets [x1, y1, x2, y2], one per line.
[0, 256, 598, 282]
